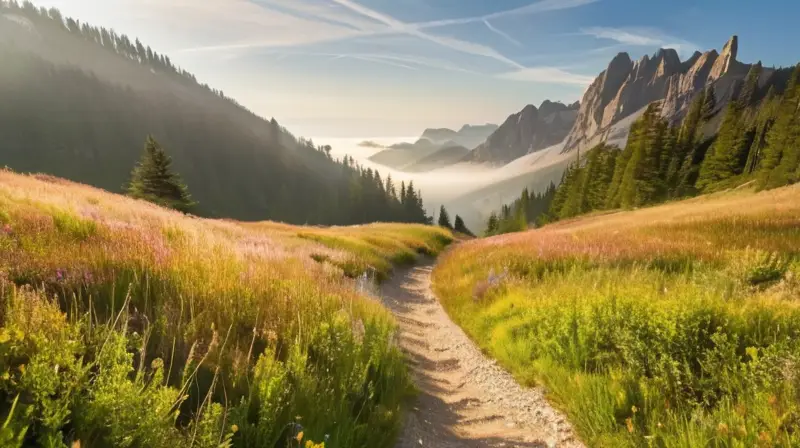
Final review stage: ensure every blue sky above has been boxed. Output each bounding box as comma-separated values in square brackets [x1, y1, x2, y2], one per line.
[31, 0, 800, 138]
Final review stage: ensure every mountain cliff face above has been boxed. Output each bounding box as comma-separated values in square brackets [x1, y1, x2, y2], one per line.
[563, 36, 777, 152]
[466, 100, 579, 165]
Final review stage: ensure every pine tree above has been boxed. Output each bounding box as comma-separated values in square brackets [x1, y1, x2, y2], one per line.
[613, 103, 667, 208]
[454, 215, 474, 236]
[583, 144, 619, 211]
[744, 87, 780, 174]
[485, 212, 499, 236]
[739, 63, 763, 108]
[559, 150, 586, 219]
[758, 64, 800, 189]
[127, 135, 195, 212]
[668, 89, 705, 193]
[437, 205, 453, 229]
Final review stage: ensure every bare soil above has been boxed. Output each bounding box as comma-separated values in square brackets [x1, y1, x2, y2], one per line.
[380, 261, 583, 448]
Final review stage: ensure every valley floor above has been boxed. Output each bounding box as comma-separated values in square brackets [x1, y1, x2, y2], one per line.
[380, 261, 582, 448]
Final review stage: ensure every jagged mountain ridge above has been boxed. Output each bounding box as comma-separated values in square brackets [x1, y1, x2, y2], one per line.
[465, 100, 580, 166]
[563, 36, 784, 153]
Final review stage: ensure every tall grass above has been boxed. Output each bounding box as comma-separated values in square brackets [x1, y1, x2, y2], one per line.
[433, 185, 800, 447]
[0, 170, 453, 447]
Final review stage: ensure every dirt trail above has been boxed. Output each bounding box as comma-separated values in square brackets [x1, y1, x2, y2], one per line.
[380, 261, 583, 448]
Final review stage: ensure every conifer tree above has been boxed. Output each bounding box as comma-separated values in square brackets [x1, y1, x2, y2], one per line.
[744, 87, 780, 174]
[454, 215, 474, 236]
[582, 144, 619, 211]
[485, 212, 499, 236]
[127, 135, 195, 212]
[757, 64, 800, 189]
[437, 205, 453, 229]
[696, 101, 750, 190]
[668, 89, 706, 194]
[739, 63, 763, 108]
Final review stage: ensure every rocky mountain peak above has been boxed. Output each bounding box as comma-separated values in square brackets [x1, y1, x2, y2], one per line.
[563, 36, 757, 153]
[465, 99, 579, 165]
[709, 35, 738, 81]
[538, 100, 571, 116]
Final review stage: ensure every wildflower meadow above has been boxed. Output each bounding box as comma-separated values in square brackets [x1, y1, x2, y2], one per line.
[433, 185, 800, 447]
[0, 169, 453, 447]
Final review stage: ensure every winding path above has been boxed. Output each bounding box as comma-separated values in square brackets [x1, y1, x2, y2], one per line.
[380, 261, 583, 448]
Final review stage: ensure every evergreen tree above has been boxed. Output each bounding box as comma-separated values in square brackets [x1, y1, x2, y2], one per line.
[127, 135, 196, 212]
[758, 64, 800, 189]
[559, 150, 586, 219]
[613, 103, 668, 208]
[739, 63, 763, 108]
[744, 87, 780, 174]
[454, 215, 474, 236]
[696, 100, 751, 190]
[669, 89, 706, 195]
[437, 205, 453, 229]
[582, 144, 619, 211]
[485, 212, 500, 236]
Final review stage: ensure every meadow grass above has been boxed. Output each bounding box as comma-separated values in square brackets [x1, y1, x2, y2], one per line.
[0, 170, 453, 447]
[433, 185, 800, 447]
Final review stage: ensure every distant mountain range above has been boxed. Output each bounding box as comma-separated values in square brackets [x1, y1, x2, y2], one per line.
[367, 101, 583, 172]
[442, 35, 793, 232]
[365, 123, 497, 171]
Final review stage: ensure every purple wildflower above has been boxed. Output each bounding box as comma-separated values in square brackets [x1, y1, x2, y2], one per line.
[56, 269, 64, 281]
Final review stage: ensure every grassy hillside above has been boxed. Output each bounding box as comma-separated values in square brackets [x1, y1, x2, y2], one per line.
[433, 186, 800, 447]
[0, 169, 452, 447]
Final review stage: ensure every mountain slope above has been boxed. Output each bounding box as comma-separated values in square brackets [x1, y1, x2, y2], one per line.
[466, 101, 579, 165]
[404, 145, 471, 172]
[367, 139, 444, 170]
[0, 3, 426, 225]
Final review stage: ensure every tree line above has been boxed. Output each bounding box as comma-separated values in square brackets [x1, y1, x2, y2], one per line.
[0, 1, 431, 226]
[488, 62, 800, 234]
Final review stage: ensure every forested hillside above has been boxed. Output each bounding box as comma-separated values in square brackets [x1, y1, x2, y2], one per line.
[0, 0, 429, 225]
[490, 62, 800, 233]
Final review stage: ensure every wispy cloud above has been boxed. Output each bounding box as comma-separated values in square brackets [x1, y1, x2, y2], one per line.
[175, 0, 603, 83]
[483, 19, 522, 47]
[497, 67, 595, 85]
[416, 0, 600, 28]
[341, 55, 419, 71]
[328, 0, 525, 69]
[581, 27, 699, 55]
[581, 27, 661, 46]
